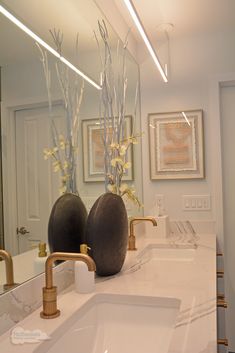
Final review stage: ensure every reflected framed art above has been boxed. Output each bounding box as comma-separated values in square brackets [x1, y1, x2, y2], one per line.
[82, 116, 133, 182]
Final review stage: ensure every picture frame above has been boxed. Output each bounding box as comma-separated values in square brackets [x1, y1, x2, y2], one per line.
[148, 110, 204, 180]
[82, 115, 133, 182]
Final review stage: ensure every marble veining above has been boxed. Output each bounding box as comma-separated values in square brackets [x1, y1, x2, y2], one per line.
[0, 261, 74, 335]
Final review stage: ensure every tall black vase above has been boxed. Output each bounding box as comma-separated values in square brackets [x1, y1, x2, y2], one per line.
[85, 193, 128, 276]
[48, 193, 87, 254]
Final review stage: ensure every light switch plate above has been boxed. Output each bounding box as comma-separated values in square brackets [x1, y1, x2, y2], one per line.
[182, 195, 211, 211]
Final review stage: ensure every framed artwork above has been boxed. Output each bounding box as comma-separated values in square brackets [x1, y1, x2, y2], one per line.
[148, 110, 204, 180]
[82, 115, 133, 182]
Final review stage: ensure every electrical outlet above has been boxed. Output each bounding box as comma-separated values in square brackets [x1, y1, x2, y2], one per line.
[155, 194, 164, 211]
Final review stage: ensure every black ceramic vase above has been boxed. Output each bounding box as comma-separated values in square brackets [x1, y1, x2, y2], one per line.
[48, 193, 88, 254]
[85, 193, 128, 276]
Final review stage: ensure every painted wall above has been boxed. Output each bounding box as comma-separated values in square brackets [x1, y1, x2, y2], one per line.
[139, 28, 235, 219]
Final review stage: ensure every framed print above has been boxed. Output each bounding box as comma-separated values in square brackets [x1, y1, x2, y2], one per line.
[82, 115, 133, 182]
[148, 110, 204, 180]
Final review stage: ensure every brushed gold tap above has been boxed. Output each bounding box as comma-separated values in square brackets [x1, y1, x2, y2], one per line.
[40, 252, 96, 319]
[0, 249, 17, 290]
[128, 217, 157, 250]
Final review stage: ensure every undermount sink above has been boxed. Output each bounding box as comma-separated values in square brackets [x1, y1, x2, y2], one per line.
[137, 243, 196, 263]
[34, 293, 180, 353]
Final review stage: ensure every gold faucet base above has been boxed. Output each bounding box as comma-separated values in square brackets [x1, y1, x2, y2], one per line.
[128, 246, 137, 251]
[40, 286, 60, 319]
[3, 283, 19, 291]
[40, 309, 60, 319]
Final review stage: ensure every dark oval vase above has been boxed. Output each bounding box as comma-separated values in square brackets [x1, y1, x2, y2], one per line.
[85, 193, 128, 276]
[48, 193, 88, 254]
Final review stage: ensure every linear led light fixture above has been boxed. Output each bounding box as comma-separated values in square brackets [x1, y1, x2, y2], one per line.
[182, 111, 191, 126]
[123, 0, 168, 83]
[0, 4, 101, 90]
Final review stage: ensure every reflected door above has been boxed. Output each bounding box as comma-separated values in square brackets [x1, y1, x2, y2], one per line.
[15, 104, 64, 253]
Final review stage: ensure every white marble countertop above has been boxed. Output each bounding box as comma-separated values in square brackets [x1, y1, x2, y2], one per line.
[0, 233, 216, 353]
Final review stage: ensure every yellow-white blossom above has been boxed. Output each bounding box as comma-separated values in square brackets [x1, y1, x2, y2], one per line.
[61, 174, 70, 182]
[110, 142, 119, 150]
[123, 162, 131, 170]
[119, 145, 127, 156]
[53, 161, 62, 172]
[63, 161, 69, 170]
[59, 135, 66, 150]
[119, 183, 128, 193]
[43, 148, 53, 160]
[107, 184, 117, 193]
[111, 158, 124, 167]
[128, 136, 138, 144]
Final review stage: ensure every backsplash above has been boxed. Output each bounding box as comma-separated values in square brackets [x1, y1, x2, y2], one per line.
[0, 261, 74, 335]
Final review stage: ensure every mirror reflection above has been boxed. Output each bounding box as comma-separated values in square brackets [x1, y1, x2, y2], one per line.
[0, 0, 143, 293]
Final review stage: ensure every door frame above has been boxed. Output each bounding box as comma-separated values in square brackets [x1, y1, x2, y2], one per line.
[1, 98, 61, 255]
[208, 73, 235, 251]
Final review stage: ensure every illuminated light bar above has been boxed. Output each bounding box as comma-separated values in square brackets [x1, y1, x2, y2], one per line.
[0, 4, 101, 90]
[123, 0, 168, 83]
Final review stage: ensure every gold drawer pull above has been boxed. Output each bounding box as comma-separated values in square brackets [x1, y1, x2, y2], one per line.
[217, 339, 228, 346]
[217, 293, 225, 300]
[217, 270, 224, 278]
[217, 299, 228, 308]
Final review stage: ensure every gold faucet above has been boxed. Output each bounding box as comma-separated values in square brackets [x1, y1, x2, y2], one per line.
[40, 252, 96, 319]
[0, 249, 17, 290]
[128, 217, 157, 250]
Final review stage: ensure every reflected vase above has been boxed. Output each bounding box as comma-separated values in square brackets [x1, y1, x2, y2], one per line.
[48, 193, 87, 254]
[85, 193, 128, 276]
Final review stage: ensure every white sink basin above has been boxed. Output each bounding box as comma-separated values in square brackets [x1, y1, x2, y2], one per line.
[34, 293, 180, 353]
[137, 243, 196, 263]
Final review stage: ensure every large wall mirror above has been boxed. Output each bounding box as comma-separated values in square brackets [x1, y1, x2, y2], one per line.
[0, 0, 143, 294]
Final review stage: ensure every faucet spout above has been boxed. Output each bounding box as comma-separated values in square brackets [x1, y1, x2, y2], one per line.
[40, 252, 96, 319]
[128, 217, 157, 251]
[0, 249, 16, 290]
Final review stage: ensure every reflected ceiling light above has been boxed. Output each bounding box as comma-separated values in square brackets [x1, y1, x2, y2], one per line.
[123, 0, 168, 83]
[182, 111, 191, 126]
[0, 4, 101, 90]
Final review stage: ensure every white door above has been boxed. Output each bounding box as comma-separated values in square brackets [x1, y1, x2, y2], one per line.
[15, 104, 64, 253]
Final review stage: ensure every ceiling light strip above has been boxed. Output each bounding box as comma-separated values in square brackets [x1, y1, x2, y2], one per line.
[0, 4, 101, 90]
[123, 0, 168, 83]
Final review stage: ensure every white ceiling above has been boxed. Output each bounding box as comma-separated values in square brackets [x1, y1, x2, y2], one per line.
[0, 0, 117, 65]
[1, 0, 235, 81]
[114, 0, 235, 41]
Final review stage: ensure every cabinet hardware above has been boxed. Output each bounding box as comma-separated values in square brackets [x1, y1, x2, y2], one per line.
[217, 339, 228, 346]
[217, 294, 225, 300]
[217, 270, 224, 278]
[217, 299, 227, 308]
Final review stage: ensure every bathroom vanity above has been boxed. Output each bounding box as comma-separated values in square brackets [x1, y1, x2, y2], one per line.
[0, 232, 216, 353]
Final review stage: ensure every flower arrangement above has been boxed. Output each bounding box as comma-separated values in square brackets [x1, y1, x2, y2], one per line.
[37, 30, 84, 194]
[96, 21, 142, 207]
